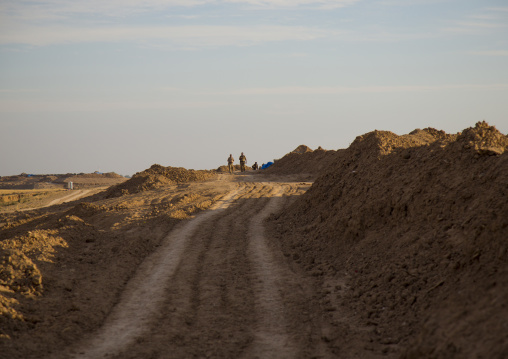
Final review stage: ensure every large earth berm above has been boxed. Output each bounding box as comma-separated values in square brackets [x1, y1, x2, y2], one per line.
[270, 121, 508, 358]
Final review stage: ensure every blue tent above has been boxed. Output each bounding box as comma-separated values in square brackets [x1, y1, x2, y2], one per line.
[261, 162, 273, 170]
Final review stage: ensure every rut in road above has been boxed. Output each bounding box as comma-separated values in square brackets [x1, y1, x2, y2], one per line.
[64, 184, 243, 359]
[63, 180, 327, 359]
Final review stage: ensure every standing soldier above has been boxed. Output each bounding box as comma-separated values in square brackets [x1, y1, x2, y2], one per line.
[239, 152, 247, 172]
[227, 154, 234, 174]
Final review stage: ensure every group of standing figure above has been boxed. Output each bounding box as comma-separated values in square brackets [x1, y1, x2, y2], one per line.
[227, 153, 258, 174]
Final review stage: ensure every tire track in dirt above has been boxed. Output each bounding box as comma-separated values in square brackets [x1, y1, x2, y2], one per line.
[143, 182, 271, 358]
[60, 178, 328, 358]
[65, 184, 243, 359]
[244, 185, 298, 358]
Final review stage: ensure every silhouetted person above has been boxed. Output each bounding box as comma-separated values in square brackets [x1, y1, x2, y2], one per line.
[239, 152, 247, 172]
[227, 154, 234, 174]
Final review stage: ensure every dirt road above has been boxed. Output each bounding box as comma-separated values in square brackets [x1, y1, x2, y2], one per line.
[51, 175, 330, 358]
[45, 189, 95, 207]
[17, 189, 101, 212]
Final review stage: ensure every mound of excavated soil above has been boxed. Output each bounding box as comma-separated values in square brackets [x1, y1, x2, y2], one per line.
[107, 164, 217, 197]
[291, 144, 313, 154]
[264, 145, 337, 177]
[271, 121, 508, 358]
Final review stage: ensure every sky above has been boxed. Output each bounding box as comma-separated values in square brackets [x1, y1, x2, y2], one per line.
[1, 0, 507, 176]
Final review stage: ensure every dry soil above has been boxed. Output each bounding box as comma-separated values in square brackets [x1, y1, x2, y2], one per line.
[1, 121, 507, 359]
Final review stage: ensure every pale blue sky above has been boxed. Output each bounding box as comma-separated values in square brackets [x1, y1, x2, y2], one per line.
[1, 0, 507, 176]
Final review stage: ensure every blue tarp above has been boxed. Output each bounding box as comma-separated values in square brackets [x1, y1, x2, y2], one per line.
[261, 162, 273, 170]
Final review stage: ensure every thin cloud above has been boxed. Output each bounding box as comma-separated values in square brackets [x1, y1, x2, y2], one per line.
[455, 21, 506, 29]
[0, 89, 40, 93]
[2, 0, 361, 21]
[2, 0, 213, 17]
[0, 24, 329, 47]
[467, 14, 497, 20]
[444, 7, 508, 34]
[175, 15, 203, 19]
[487, 7, 508, 12]
[160, 87, 187, 92]
[378, 0, 449, 6]
[0, 98, 232, 113]
[443, 21, 507, 34]
[224, 0, 360, 9]
[347, 31, 436, 43]
[469, 50, 508, 57]
[287, 52, 309, 57]
[224, 84, 508, 95]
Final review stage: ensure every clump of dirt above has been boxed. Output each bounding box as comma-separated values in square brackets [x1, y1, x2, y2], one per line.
[1, 230, 69, 264]
[264, 145, 337, 177]
[107, 164, 217, 197]
[271, 121, 508, 358]
[456, 122, 507, 155]
[0, 248, 43, 339]
[291, 144, 313, 154]
[0, 249, 42, 295]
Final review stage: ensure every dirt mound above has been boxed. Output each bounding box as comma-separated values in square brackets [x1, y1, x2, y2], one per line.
[264, 145, 337, 177]
[107, 164, 217, 197]
[0, 248, 43, 336]
[457, 122, 507, 155]
[291, 144, 313, 154]
[0, 248, 42, 296]
[271, 121, 508, 358]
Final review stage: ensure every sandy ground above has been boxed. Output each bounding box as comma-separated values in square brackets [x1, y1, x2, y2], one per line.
[2, 173, 350, 359]
[45, 190, 95, 207]
[23, 189, 99, 211]
[52, 174, 332, 359]
[1, 188, 106, 213]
